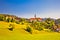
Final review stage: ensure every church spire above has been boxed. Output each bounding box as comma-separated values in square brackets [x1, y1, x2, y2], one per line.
[34, 14, 36, 18]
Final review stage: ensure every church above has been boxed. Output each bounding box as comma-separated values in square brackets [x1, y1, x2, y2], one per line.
[30, 14, 42, 22]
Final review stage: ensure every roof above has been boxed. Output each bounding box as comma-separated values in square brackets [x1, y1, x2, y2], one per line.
[30, 18, 42, 20]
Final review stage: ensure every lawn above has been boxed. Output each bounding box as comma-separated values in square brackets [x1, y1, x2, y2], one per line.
[0, 21, 60, 40]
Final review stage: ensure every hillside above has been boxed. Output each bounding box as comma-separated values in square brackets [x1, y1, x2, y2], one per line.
[0, 21, 60, 40]
[0, 14, 60, 33]
[0, 14, 60, 40]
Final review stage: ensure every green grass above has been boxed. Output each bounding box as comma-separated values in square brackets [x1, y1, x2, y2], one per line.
[0, 28, 60, 40]
[0, 21, 60, 40]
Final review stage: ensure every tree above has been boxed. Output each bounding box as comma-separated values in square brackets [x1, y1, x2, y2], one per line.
[11, 18, 15, 22]
[6, 18, 11, 22]
[26, 26, 32, 34]
[3, 16, 6, 21]
[0, 16, 4, 21]
[30, 21, 43, 31]
[44, 18, 55, 29]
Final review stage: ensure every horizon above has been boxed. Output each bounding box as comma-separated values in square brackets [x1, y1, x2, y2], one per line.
[0, 0, 60, 19]
[0, 13, 59, 19]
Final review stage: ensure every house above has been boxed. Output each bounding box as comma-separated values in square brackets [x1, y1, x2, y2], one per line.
[56, 28, 60, 32]
[29, 14, 42, 22]
[5, 15, 21, 22]
[15, 17, 21, 22]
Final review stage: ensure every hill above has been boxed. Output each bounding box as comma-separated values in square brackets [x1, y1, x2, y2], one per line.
[0, 14, 60, 40]
[0, 21, 60, 40]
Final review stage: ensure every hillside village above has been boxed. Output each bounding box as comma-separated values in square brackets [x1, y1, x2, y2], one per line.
[0, 14, 60, 34]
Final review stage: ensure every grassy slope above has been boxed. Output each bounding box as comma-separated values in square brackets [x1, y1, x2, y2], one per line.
[0, 21, 60, 40]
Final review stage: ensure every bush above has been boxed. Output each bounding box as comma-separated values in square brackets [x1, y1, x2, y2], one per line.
[36, 27, 43, 31]
[44, 29, 53, 32]
[15, 21, 20, 24]
[26, 26, 32, 34]
[8, 24, 14, 31]
[21, 22, 24, 25]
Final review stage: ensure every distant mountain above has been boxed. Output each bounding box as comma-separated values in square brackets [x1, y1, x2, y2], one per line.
[42, 18, 56, 21]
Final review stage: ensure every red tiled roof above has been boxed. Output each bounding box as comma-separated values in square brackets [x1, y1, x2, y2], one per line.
[30, 18, 42, 20]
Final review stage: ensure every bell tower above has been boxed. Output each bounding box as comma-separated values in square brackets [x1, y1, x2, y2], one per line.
[34, 14, 36, 18]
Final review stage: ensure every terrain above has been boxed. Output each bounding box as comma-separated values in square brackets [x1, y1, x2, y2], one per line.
[0, 21, 60, 40]
[0, 14, 60, 40]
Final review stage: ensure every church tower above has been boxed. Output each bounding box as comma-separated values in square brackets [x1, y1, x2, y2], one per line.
[34, 14, 36, 18]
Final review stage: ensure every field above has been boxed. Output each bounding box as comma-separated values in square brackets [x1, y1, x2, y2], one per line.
[0, 21, 60, 40]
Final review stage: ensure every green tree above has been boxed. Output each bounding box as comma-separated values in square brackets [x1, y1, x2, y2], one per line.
[45, 18, 55, 29]
[6, 18, 11, 22]
[11, 18, 15, 22]
[0, 16, 4, 21]
[26, 26, 32, 34]
[30, 21, 43, 31]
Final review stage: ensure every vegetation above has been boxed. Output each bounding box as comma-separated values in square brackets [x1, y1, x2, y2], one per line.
[0, 14, 60, 40]
[0, 14, 60, 33]
[8, 24, 14, 31]
[25, 26, 32, 34]
[0, 16, 4, 21]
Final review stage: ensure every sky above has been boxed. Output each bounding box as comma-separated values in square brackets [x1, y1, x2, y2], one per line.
[0, 0, 60, 18]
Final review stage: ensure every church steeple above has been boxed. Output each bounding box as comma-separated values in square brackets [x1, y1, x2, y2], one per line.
[34, 14, 36, 18]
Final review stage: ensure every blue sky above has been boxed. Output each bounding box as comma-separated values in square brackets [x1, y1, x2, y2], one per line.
[0, 0, 60, 18]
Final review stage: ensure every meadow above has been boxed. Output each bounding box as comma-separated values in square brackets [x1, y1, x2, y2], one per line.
[0, 21, 60, 40]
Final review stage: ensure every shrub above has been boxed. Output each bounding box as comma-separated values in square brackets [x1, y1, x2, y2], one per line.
[36, 27, 43, 31]
[26, 26, 32, 34]
[8, 24, 14, 31]
[21, 22, 24, 25]
[44, 29, 53, 32]
[15, 21, 20, 24]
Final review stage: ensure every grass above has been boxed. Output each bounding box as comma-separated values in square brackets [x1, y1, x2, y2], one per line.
[0, 21, 60, 40]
